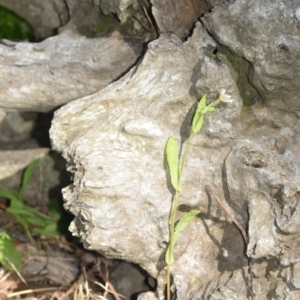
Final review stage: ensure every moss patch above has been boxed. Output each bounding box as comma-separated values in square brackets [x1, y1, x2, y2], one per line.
[0, 5, 34, 41]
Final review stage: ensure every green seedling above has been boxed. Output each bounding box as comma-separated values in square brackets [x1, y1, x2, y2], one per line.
[0, 159, 60, 245]
[164, 90, 232, 300]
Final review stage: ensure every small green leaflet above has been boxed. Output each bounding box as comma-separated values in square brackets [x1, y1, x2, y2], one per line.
[166, 137, 182, 192]
[192, 95, 207, 134]
[165, 209, 200, 265]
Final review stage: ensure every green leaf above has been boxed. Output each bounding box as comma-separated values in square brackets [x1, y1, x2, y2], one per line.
[173, 209, 200, 243]
[198, 94, 207, 111]
[48, 198, 62, 220]
[25, 207, 53, 221]
[0, 189, 20, 202]
[0, 233, 21, 272]
[165, 209, 200, 265]
[34, 223, 60, 237]
[6, 198, 24, 211]
[20, 159, 39, 194]
[23, 215, 46, 227]
[166, 137, 181, 192]
[8, 204, 52, 226]
[0, 160, 61, 241]
[192, 95, 207, 134]
[192, 114, 204, 134]
[6, 211, 29, 230]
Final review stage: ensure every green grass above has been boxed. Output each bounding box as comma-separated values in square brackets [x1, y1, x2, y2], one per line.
[0, 159, 63, 272]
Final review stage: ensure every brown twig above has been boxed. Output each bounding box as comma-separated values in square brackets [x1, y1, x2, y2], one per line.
[205, 185, 253, 300]
[131, 14, 152, 33]
[93, 258, 123, 300]
[142, 4, 155, 33]
[205, 185, 248, 244]
[8, 287, 58, 298]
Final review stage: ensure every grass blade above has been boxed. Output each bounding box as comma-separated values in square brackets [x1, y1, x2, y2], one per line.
[20, 159, 39, 194]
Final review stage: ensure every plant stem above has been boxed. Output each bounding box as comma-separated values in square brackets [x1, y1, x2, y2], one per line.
[166, 189, 179, 300]
[179, 132, 195, 178]
[166, 132, 195, 300]
[166, 265, 171, 300]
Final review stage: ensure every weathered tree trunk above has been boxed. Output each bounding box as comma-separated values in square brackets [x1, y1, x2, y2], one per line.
[3, 0, 300, 299]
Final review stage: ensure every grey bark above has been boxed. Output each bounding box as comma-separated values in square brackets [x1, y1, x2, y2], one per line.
[0, 27, 140, 112]
[50, 0, 300, 299]
[0, 0, 153, 113]
[4, 0, 300, 299]
[202, 0, 300, 112]
[0, 0, 69, 40]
